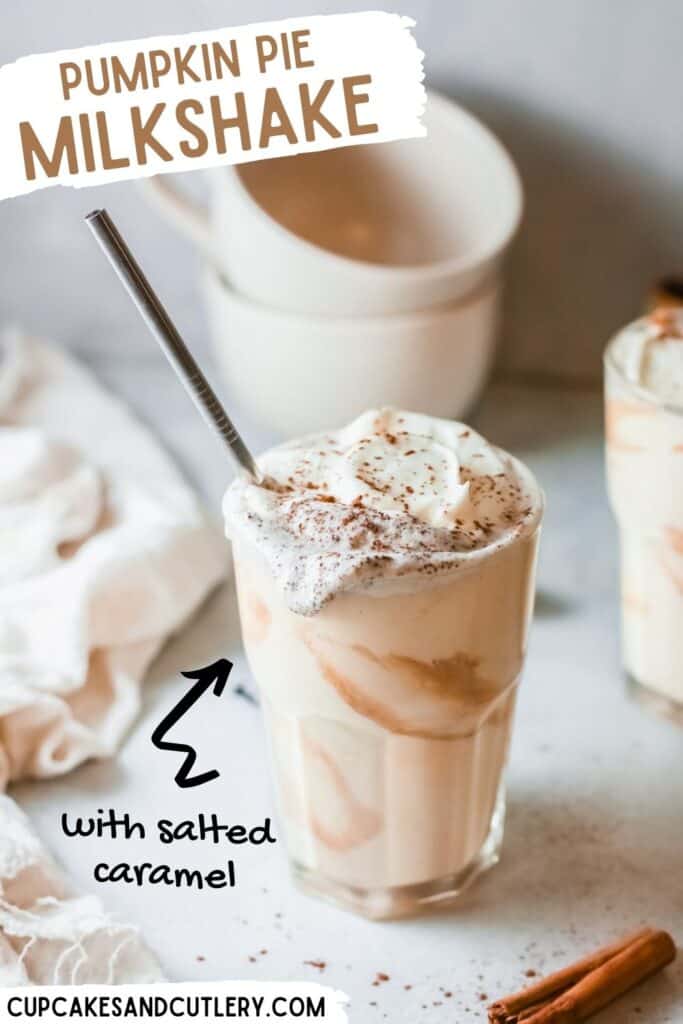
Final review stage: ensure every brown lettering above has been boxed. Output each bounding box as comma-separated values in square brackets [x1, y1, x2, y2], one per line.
[259, 87, 297, 148]
[299, 80, 341, 141]
[255, 35, 277, 73]
[212, 40, 240, 78]
[291, 29, 314, 68]
[111, 53, 149, 93]
[79, 113, 96, 172]
[84, 58, 110, 96]
[148, 49, 171, 88]
[344, 74, 378, 136]
[173, 45, 200, 85]
[209, 92, 250, 153]
[96, 111, 130, 170]
[177, 99, 208, 157]
[131, 104, 172, 164]
[59, 62, 81, 101]
[19, 117, 78, 180]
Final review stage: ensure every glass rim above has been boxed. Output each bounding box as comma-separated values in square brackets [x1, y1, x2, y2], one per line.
[604, 314, 683, 420]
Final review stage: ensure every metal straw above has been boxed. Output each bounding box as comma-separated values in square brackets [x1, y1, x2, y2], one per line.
[85, 208, 261, 482]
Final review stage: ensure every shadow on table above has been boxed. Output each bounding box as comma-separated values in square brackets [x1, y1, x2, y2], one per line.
[428, 787, 683, 1019]
[533, 587, 578, 619]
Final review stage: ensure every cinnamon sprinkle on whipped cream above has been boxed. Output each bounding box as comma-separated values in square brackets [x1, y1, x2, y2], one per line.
[223, 409, 542, 614]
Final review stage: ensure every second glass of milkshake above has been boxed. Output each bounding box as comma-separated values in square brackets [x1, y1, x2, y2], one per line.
[224, 409, 543, 918]
[605, 308, 683, 723]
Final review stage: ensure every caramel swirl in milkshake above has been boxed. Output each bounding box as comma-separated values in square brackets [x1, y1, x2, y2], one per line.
[224, 409, 543, 917]
[605, 310, 683, 717]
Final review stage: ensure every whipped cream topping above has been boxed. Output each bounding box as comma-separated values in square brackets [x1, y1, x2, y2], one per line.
[224, 409, 542, 614]
[611, 309, 683, 408]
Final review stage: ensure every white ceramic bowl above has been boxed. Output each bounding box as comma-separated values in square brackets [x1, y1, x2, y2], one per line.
[204, 263, 500, 437]
[146, 92, 522, 317]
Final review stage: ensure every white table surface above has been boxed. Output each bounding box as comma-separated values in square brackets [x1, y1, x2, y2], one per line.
[12, 360, 683, 1023]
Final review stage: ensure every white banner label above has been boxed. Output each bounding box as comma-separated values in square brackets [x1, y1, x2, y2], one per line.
[0, 12, 425, 200]
[0, 981, 349, 1022]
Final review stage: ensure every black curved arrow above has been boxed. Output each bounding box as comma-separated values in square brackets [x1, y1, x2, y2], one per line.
[151, 659, 232, 788]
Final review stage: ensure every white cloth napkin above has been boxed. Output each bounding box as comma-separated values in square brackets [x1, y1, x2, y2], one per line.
[0, 797, 162, 985]
[0, 329, 227, 983]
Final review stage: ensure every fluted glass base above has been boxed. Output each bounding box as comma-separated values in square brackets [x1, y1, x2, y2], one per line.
[290, 786, 506, 920]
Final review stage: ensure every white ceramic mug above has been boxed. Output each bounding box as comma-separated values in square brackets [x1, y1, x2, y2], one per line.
[204, 263, 500, 436]
[145, 92, 522, 316]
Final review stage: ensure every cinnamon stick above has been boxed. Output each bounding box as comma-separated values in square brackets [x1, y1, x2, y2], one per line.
[489, 928, 675, 1024]
[522, 929, 675, 1023]
[488, 927, 652, 1022]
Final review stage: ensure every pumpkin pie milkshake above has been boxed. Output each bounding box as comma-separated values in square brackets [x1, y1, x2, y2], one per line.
[605, 309, 683, 722]
[224, 409, 543, 917]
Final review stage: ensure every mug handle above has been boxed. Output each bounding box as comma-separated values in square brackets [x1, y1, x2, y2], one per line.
[141, 175, 211, 250]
